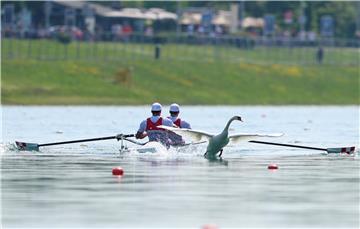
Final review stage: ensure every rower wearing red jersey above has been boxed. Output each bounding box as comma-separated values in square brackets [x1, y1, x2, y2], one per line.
[135, 102, 173, 146]
[167, 103, 191, 146]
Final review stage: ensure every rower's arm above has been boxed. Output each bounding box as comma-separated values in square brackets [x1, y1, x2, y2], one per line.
[136, 121, 148, 139]
[136, 131, 148, 139]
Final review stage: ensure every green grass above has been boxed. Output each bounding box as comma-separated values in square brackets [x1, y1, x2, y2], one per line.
[1, 39, 359, 105]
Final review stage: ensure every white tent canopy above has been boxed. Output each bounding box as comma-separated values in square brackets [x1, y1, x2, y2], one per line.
[242, 17, 264, 28]
[212, 10, 231, 26]
[180, 12, 202, 25]
[105, 8, 147, 19]
[146, 8, 177, 20]
[55, 1, 177, 21]
[105, 8, 177, 20]
[102, 8, 177, 20]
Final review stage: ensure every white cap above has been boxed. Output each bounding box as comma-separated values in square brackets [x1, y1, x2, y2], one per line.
[169, 103, 180, 112]
[151, 102, 162, 112]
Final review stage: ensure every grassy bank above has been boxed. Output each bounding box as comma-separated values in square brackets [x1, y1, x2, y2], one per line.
[2, 58, 359, 105]
[1, 39, 359, 105]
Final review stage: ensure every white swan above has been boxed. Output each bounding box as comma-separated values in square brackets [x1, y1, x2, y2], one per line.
[159, 116, 283, 160]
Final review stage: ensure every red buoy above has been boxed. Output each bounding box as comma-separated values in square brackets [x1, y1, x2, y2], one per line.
[112, 167, 124, 176]
[268, 164, 278, 170]
[202, 224, 218, 229]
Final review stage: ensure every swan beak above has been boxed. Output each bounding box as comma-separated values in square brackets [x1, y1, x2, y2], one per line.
[237, 116, 243, 122]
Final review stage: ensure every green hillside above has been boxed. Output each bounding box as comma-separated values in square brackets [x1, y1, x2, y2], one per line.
[1, 40, 359, 105]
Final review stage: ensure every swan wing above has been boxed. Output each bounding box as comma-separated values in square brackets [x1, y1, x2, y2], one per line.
[158, 125, 214, 142]
[229, 133, 284, 144]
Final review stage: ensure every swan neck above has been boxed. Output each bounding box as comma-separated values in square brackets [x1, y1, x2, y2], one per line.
[224, 117, 235, 132]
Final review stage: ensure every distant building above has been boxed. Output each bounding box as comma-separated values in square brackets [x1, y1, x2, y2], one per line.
[1, 0, 178, 37]
[54, 1, 177, 31]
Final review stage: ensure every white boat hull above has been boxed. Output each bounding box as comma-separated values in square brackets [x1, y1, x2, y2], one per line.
[120, 141, 207, 154]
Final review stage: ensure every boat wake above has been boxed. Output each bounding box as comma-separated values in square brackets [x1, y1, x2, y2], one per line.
[120, 141, 207, 159]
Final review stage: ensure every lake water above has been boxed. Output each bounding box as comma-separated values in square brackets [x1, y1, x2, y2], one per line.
[1, 106, 359, 228]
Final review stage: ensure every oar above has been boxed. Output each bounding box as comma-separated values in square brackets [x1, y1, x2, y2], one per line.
[15, 134, 135, 151]
[123, 138, 148, 146]
[249, 140, 356, 154]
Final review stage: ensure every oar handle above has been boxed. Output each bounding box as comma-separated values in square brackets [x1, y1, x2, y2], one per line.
[249, 140, 326, 151]
[39, 134, 135, 147]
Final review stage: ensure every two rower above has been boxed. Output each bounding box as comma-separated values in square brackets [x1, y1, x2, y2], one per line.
[135, 102, 191, 147]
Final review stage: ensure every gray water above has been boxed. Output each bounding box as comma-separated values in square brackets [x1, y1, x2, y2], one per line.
[1, 106, 359, 228]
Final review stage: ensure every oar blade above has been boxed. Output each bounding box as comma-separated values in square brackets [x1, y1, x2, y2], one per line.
[327, 146, 356, 154]
[15, 141, 39, 151]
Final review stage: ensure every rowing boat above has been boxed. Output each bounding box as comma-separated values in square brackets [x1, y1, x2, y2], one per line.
[15, 131, 356, 157]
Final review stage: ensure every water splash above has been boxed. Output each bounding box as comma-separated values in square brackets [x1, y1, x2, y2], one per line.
[0, 142, 20, 155]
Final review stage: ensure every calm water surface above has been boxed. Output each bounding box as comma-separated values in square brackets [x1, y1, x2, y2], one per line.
[1, 106, 359, 228]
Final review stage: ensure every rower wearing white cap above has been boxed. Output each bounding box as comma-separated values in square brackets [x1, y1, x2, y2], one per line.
[136, 102, 173, 146]
[168, 103, 191, 129]
[167, 103, 191, 146]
